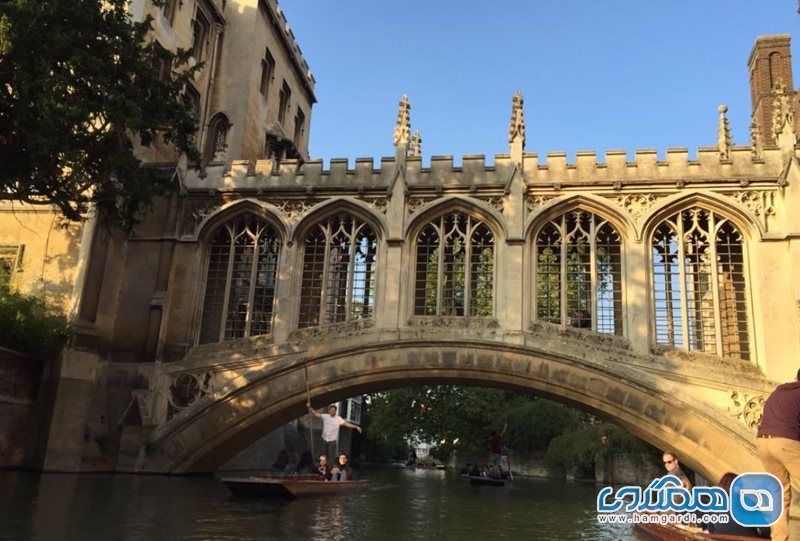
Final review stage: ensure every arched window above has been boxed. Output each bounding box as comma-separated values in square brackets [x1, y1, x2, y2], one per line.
[203, 113, 229, 165]
[534, 210, 623, 334]
[298, 213, 378, 329]
[651, 208, 750, 359]
[413, 211, 494, 317]
[198, 214, 281, 343]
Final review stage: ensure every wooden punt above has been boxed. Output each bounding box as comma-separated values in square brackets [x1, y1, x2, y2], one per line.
[466, 475, 506, 487]
[634, 521, 767, 540]
[222, 475, 369, 498]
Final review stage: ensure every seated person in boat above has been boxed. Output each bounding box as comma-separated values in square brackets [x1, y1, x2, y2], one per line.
[316, 454, 332, 480]
[459, 463, 472, 475]
[294, 451, 314, 474]
[271, 449, 291, 473]
[330, 452, 355, 481]
[704, 472, 770, 538]
[469, 464, 481, 477]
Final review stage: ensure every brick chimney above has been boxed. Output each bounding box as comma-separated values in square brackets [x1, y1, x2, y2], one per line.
[748, 34, 795, 147]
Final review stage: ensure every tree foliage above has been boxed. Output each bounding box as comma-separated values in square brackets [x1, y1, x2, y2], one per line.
[0, 284, 70, 359]
[544, 422, 659, 471]
[0, 0, 199, 231]
[363, 386, 586, 460]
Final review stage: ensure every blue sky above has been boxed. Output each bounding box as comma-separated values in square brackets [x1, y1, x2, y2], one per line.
[286, 1, 798, 164]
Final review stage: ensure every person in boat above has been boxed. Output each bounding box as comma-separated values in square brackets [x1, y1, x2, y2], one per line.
[307, 402, 363, 462]
[271, 449, 290, 473]
[294, 451, 314, 474]
[704, 472, 770, 538]
[469, 464, 481, 477]
[316, 454, 332, 480]
[488, 421, 508, 474]
[459, 463, 472, 475]
[407, 449, 417, 467]
[757, 368, 800, 541]
[330, 452, 355, 481]
[662, 451, 692, 491]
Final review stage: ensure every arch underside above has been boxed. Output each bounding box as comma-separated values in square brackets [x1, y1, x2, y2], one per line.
[147, 336, 767, 482]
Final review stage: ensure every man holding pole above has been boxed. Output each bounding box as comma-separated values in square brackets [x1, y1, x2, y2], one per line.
[307, 402, 363, 461]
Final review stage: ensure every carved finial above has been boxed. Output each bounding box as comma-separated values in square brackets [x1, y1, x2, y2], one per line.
[771, 79, 794, 138]
[717, 105, 732, 160]
[750, 120, 762, 158]
[410, 130, 422, 158]
[393, 95, 411, 149]
[508, 90, 526, 149]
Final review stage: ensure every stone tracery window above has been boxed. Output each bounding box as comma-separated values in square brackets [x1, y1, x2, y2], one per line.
[413, 211, 494, 317]
[298, 213, 378, 329]
[651, 207, 750, 359]
[534, 210, 623, 334]
[199, 214, 281, 344]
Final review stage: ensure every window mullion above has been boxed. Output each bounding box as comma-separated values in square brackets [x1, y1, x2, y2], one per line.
[244, 231, 260, 339]
[436, 219, 444, 316]
[319, 224, 332, 326]
[708, 215, 724, 356]
[560, 216, 568, 326]
[590, 218, 598, 332]
[220, 228, 236, 342]
[676, 215, 690, 350]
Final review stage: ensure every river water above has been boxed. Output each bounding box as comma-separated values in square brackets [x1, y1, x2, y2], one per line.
[0, 467, 655, 540]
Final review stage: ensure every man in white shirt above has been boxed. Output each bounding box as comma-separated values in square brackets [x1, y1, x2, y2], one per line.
[307, 402, 363, 461]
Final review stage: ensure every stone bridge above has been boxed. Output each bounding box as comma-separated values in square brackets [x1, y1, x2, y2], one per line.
[145, 323, 773, 481]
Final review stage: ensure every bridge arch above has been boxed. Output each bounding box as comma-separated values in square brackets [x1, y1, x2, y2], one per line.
[147, 335, 766, 482]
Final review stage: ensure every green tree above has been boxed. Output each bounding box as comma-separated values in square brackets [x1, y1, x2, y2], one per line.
[0, 0, 199, 231]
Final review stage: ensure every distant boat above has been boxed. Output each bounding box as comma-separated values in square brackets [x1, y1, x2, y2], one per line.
[466, 475, 506, 487]
[222, 475, 369, 498]
[634, 521, 767, 540]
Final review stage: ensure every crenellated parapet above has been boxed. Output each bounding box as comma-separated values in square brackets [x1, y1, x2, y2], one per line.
[185, 145, 788, 192]
[265, 0, 316, 95]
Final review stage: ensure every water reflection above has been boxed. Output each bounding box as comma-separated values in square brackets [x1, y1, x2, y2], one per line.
[0, 468, 640, 541]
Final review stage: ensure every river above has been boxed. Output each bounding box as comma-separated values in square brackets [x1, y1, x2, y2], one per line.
[0, 466, 717, 540]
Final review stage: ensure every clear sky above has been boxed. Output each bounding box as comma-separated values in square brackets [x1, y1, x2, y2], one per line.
[286, 1, 798, 164]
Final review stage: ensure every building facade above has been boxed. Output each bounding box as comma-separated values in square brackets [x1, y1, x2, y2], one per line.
[1, 3, 799, 472]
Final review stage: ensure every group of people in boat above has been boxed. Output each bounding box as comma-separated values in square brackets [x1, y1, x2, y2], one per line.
[271, 448, 357, 481]
[660, 450, 770, 538]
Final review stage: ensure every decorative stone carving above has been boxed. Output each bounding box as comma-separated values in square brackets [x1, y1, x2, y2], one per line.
[364, 197, 389, 214]
[729, 190, 776, 231]
[410, 130, 422, 158]
[275, 200, 314, 224]
[615, 193, 658, 220]
[508, 90, 526, 148]
[477, 196, 504, 213]
[393, 95, 411, 149]
[182, 201, 221, 235]
[167, 372, 213, 420]
[408, 316, 500, 330]
[772, 80, 794, 139]
[717, 105, 732, 160]
[288, 319, 375, 343]
[525, 194, 554, 212]
[729, 390, 766, 431]
[407, 197, 437, 215]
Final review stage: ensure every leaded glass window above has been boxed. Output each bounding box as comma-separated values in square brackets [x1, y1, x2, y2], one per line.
[199, 214, 280, 343]
[534, 210, 623, 334]
[414, 211, 494, 317]
[651, 208, 750, 359]
[298, 213, 378, 329]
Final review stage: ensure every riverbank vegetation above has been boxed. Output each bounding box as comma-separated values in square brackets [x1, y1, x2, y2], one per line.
[362, 386, 660, 472]
[0, 278, 69, 359]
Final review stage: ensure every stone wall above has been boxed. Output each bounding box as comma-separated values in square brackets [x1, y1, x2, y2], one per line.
[0, 347, 46, 468]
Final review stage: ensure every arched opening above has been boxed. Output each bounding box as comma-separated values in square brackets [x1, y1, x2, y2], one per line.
[297, 212, 379, 329]
[532, 209, 623, 334]
[650, 206, 751, 359]
[198, 213, 281, 344]
[413, 210, 495, 317]
[202, 113, 230, 166]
